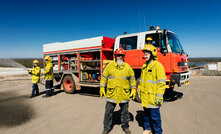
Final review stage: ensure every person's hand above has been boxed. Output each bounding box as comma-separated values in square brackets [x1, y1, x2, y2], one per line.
[100, 88, 106, 98]
[155, 98, 163, 106]
[28, 70, 32, 74]
[130, 89, 136, 100]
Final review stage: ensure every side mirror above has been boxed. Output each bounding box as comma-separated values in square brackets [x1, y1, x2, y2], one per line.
[163, 49, 168, 53]
[159, 48, 168, 56]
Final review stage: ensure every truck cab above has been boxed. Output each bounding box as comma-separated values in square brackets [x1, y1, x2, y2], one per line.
[114, 26, 191, 88]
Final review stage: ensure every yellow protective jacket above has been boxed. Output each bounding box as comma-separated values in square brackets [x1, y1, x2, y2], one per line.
[43, 62, 53, 80]
[31, 66, 41, 84]
[100, 61, 136, 103]
[138, 60, 166, 108]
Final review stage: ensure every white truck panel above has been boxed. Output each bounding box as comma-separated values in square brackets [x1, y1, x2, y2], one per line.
[43, 36, 104, 52]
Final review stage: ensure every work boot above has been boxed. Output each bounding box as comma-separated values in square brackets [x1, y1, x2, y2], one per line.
[143, 130, 152, 134]
[50, 89, 55, 96]
[123, 128, 131, 134]
[42, 90, 50, 98]
[42, 95, 50, 98]
[102, 130, 110, 134]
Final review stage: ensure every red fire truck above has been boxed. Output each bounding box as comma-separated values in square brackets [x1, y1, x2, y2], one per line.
[43, 26, 191, 101]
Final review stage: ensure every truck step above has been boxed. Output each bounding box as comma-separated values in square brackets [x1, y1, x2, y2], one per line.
[76, 82, 100, 87]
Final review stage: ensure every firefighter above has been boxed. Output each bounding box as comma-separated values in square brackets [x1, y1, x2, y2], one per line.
[42, 56, 54, 98]
[100, 48, 136, 134]
[138, 44, 166, 134]
[146, 37, 153, 46]
[28, 60, 41, 98]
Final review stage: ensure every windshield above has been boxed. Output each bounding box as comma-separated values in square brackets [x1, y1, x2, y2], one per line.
[167, 32, 184, 54]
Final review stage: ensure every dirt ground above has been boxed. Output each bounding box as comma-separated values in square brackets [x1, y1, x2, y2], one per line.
[0, 76, 220, 134]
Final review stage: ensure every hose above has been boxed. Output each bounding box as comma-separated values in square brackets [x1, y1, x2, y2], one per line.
[39, 76, 45, 85]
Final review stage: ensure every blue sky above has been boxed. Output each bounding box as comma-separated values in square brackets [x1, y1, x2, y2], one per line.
[0, 0, 220, 58]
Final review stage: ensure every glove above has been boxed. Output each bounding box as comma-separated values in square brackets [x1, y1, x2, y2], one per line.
[155, 97, 163, 106]
[100, 87, 106, 98]
[28, 70, 32, 74]
[130, 89, 136, 100]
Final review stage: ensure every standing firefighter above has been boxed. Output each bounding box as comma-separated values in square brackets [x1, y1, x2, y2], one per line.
[100, 48, 136, 134]
[138, 39, 166, 134]
[28, 60, 41, 98]
[42, 56, 54, 98]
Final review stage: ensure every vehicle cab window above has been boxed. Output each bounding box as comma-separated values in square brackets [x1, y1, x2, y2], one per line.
[145, 33, 160, 48]
[145, 33, 167, 52]
[119, 36, 137, 50]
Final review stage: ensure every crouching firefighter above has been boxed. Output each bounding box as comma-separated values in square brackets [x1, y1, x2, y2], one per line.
[138, 41, 166, 134]
[100, 48, 137, 134]
[42, 56, 54, 98]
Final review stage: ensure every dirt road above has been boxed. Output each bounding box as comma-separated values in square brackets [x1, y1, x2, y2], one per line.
[0, 76, 220, 134]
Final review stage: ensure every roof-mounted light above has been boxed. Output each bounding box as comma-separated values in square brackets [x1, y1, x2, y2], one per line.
[156, 26, 160, 30]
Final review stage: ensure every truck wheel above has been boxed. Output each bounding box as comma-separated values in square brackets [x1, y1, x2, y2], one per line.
[62, 75, 76, 94]
[135, 78, 141, 103]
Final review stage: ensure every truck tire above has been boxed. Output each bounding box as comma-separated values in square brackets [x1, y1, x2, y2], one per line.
[135, 78, 141, 103]
[62, 75, 76, 94]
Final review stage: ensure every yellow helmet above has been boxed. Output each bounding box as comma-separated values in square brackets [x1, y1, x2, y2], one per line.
[146, 37, 152, 41]
[143, 44, 157, 57]
[44, 56, 52, 62]
[33, 60, 39, 64]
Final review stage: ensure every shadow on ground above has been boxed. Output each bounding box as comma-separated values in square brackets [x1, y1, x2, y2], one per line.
[77, 87, 100, 97]
[163, 90, 183, 102]
[0, 91, 35, 128]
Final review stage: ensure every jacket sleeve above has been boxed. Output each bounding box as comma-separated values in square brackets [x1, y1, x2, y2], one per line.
[128, 66, 136, 90]
[32, 67, 41, 76]
[137, 68, 144, 92]
[100, 63, 110, 88]
[156, 63, 166, 98]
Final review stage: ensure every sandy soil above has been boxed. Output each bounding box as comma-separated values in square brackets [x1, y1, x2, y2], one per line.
[0, 76, 220, 134]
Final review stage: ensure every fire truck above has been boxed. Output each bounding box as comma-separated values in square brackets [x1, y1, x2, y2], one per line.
[43, 26, 191, 101]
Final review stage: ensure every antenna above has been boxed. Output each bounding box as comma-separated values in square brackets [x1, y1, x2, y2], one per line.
[138, 11, 141, 32]
[143, 13, 147, 31]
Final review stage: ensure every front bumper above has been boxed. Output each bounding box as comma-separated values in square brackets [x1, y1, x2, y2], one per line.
[171, 71, 191, 86]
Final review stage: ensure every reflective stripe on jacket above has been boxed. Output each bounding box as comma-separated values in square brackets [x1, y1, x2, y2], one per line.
[138, 60, 166, 108]
[100, 61, 136, 103]
[31, 66, 41, 84]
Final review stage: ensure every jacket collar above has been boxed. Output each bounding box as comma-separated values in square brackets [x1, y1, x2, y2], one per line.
[114, 61, 126, 68]
[143, 60, 157, 69]
[33, 65, 39, 68]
